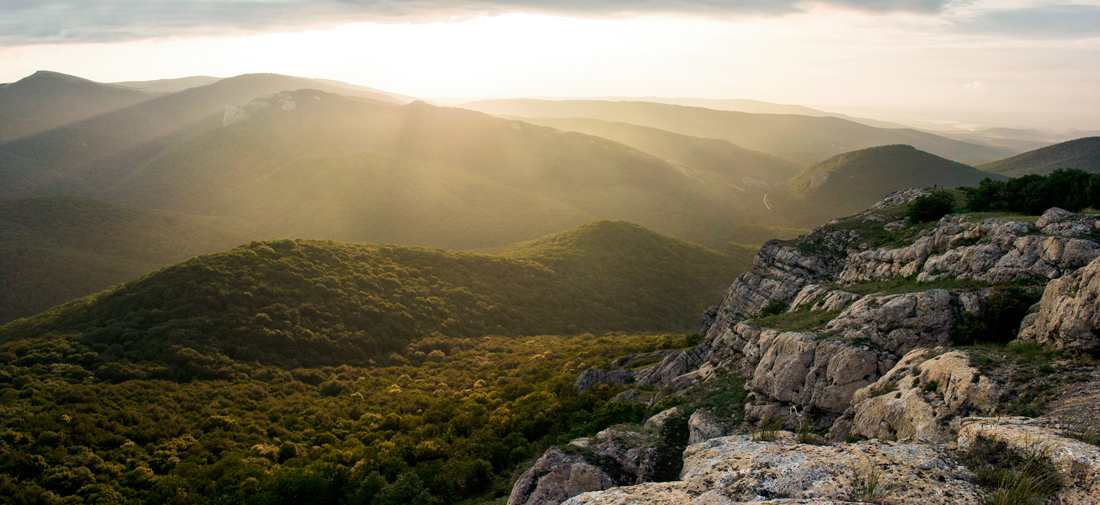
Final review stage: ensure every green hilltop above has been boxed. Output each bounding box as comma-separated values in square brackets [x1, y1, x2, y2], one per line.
[769, 144, 1004, 225]
[2, 220, 747, 371]
[978, 136, 1100, 177]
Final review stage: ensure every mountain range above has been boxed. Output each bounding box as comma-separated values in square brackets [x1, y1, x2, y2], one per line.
[458, 99, 1021, 166]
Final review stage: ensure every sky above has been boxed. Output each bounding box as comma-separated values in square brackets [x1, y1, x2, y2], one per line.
[1, 0, 1098, 129]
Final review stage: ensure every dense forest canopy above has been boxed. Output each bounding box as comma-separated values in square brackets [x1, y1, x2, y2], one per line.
[2, 221, 745, 372]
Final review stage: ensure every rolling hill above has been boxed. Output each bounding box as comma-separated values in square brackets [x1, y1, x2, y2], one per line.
[458, 99, 1020, 166]
[978, 136, 1100, 177]
[1, 220, 746, 368]
[0, 71, 153, 142]
[0, 73, 414, 198]
[0, 195, 259, 323]
[769, 145, 1005, 224]
[515, 116, 802, 187]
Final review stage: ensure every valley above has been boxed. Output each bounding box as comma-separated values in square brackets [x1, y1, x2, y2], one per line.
[1, 65, 1099, 505]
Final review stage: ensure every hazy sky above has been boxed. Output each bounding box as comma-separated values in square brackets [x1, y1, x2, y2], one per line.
[1, 1, 1098, 128]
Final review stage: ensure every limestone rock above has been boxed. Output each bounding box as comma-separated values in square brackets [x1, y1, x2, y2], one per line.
[564, 433, 982, 505]
[687, 409, 727, 445]
[1018, 254, 1100, 355]
[589, 428, 661, 485]
[644, 408, 680, 429]
[825, 290, 955, 357]
[709, 242, 833, 329]
[788, 284, 861, 312]
[957, 417, 1100, 504]
[835, 348, 999, 443]
[609, 389, 653, 405]
[508, 447, 615, 505]
[1037, 207, 1100, 237]
[574, 369, 636, 392]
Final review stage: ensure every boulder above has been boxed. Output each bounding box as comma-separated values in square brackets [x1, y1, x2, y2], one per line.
[508, 447, 615, 505]
[833, 348, 999, 443]
[687, 409, 727, 445]
[563, 433, 982, 505]
[644, 408, 680, 429]
[1018, 254, 1100, 355]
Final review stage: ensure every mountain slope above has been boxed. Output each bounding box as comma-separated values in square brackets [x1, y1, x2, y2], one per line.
[0, 71, 153, 142]
[111, 75, 223, 94]
[770, 145, 1004, 224]
[516, 116, 802, 186]
[0, 73, 411, 197]
[978, 136, 1100, 176]
[459, 99, 1019, 166]
[1, 220, 746, 368]
[591, 96, 906, 129]
[100, 90, 769, 251]
[0, 195, 259, 323]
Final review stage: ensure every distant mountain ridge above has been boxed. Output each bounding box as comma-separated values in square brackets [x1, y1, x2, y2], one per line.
[458, 99, 1020, 166]
[978, 136, 1100, 177]
[590, 96, 907, 129]
[515, 116, 802, 187]
[0, 71, 153, 142]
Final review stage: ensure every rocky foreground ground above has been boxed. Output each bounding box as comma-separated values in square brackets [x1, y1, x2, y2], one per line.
[509, 191, 1100, 505]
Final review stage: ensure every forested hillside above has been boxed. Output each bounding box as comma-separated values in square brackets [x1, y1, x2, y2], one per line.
[2, 221, 745, 370]
[0, 195, 259, 323]
[978, 136, 1100, 176]
[769, 145, 1004, 225]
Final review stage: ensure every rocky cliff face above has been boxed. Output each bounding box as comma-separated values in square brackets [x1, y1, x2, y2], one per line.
[512, 192, 1100, 505]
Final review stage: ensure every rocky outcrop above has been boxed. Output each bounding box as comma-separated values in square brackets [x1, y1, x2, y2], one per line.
[510, 427, 664, 505]
[508, 447, 615, 505]
[787, 284, 860, 312]
[957, 417, 1100, 504]
[563, 433, 982, 505]
[644, 408, 680, 429]
[574, 369, 637, 392]
[575, 345, 714, 392]
[1019, 254, 1100, 355]
[831, 348, 998, 443]
[838, 216, 1100, 285]
[1036, 207, 1100, 237]
[708, 242, 833, 331]
[687, 409, 727, 445]
[824, 290, 962, 356]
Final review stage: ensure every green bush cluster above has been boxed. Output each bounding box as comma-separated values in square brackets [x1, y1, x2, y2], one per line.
[906, 190, 956, 223]
[950, 285, 1041, 346]
[962, 169, 1100, 215]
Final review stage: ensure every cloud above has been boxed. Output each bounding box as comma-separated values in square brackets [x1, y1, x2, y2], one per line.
[958, 4, 1100, 39]
[963, 80, 988, 91]
[0, 0, 957, 45]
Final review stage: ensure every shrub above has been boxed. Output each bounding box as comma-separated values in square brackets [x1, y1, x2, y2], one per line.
[907, 191, 956, 223]
[757, 298, 789, 317]
[950, 285, 1040, 346]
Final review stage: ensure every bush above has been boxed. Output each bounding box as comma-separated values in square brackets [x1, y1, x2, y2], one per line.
[950, 285, 1040, 346]
[907, 191, 956, 223]
[963, 169, 1100, 214]
[756, 298, 789, 317]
